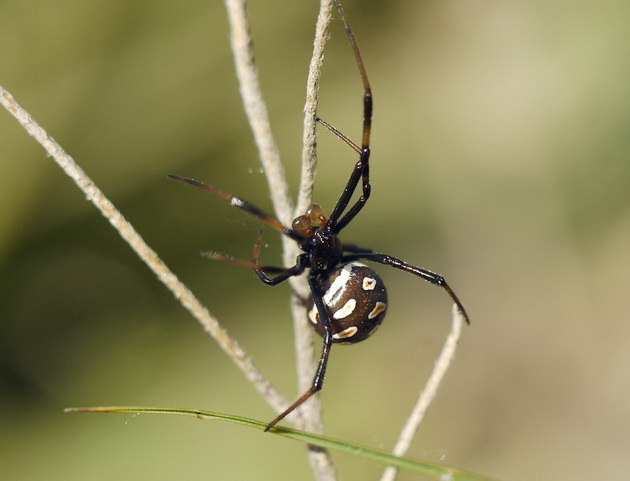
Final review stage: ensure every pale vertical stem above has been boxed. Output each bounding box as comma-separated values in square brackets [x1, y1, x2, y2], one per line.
[296, 0, 334, 217]
[223, 0, 293, 227]
[292, 0, 335, 436]
[0, 85, 290, 417]
[380, 306, 466, 481]
[291, 1, 337, 478]
[223, 1, 337, 479]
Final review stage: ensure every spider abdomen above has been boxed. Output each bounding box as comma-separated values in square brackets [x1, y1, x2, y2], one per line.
[308, 262, 387, 344]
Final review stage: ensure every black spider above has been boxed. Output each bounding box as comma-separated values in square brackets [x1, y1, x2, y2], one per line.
[169, 0, 469, 432]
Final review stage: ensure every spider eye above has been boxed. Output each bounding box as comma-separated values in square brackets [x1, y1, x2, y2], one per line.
[292, 215, 312, 236]
[307, 204, 327, 227]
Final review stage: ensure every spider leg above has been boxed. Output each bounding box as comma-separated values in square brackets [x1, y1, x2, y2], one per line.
[328, 146, 371, 231]
[201, 250, 307, 286]
[316, 118, 360, 154]
[168, 174, 304, 243]
[254, 261, 308, 286]
[247, 228, 311, 285]
[342, 252, 471, 324]
[265, 273, 334, 431]
[326, 0, 373, 231]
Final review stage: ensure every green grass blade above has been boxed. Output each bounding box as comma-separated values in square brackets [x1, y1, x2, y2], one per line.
[65, 406, 494, 481]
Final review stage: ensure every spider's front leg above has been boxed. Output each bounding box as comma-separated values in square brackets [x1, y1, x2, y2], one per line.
[264, 272, 334, 432]
[329, 143, 372, 232]
[320, 1, 374, 232]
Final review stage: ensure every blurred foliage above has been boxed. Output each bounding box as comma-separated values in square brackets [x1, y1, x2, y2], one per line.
[1, 0, 629, 480]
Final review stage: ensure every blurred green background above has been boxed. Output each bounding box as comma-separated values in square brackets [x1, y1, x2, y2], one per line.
[1, 0, 629, 479]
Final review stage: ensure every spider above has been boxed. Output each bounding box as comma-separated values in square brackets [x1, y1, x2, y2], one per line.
[169, 0, 469, 432]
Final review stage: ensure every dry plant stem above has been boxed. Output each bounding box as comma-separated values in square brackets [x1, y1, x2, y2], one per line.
[0, 85, 290, 419]
[293, 0, 335, 437]
[297, 0, 334, 217]
[224, 1, 336, 478]
[224, 0, 305, 413]
[291, 1, 338, 478]
[223, 0, 311, 423]
[224, 0, 293, 227]
[225, 0, 334, 427]
[380, 305, 466, 481]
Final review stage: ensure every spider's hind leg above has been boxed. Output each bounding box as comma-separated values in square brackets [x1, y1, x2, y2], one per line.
[264, 273, 335, 431]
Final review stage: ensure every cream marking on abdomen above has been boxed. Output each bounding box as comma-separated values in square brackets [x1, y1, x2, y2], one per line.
[332, 326, 358, 339]
[362, 277, 377, 290]
[333, 299, 357, 319]
[322, 264, 353, 305]
[368, 301, 387, 319]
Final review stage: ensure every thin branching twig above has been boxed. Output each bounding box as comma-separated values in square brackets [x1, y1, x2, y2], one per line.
[296, 0, 334, 218]
[224, 0, 336, 478]
[0, 85, 289, 417]
[223, 0, 293, 227]
[292, 0, 335, 435]
[381, 306, 466, 481]
[290, 3, 337, 478]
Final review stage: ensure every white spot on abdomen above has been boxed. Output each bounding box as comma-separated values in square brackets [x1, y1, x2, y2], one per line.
[368, 301, 387, 319]
[333, 299, 356, 319]
[362, 277, 377, 290]
[333, 326, 358, 339]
